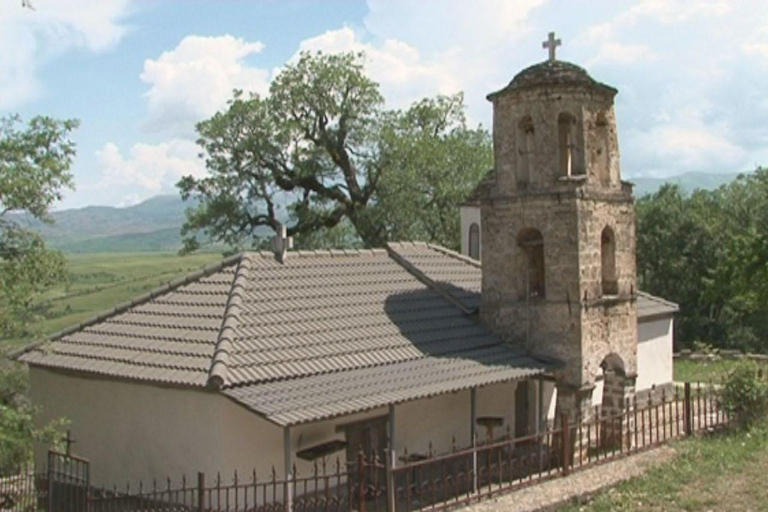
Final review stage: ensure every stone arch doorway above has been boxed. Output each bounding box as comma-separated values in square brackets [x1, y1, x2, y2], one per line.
[599, 353, 635, 450]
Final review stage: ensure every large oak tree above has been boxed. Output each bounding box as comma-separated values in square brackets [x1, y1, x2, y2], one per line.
[179, 51, 492, 252]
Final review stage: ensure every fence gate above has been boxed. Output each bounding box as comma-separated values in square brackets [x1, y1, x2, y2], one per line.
[47, 450, 90, 512]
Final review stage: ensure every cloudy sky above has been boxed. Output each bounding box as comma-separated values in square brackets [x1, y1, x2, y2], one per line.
[3, 0, 767, 209]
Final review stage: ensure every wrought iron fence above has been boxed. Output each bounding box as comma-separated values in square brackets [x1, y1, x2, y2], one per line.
[1, 381, 730, 512]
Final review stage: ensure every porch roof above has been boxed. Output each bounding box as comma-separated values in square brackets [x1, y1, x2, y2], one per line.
[224, 344, 550, 426]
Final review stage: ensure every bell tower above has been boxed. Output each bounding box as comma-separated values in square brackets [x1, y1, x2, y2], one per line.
[478, 34, 637, 422]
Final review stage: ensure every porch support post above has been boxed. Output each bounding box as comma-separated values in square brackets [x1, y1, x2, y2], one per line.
[470, 387, 478, 493]
[284, 426, 292, 512]
[386, 404, 396, 512]
[535, 378, 542, 436]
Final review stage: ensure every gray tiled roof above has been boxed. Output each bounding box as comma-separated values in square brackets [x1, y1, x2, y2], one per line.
[17, 242, 674, 426]
[636, 292, 679, 321]
[226, 346, 548, 426]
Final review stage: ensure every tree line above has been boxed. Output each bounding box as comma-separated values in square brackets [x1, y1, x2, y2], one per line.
[637, 171, 768, 351]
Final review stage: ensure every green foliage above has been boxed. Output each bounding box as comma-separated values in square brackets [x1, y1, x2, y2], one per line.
[180, 51, 491, 252]
[0, 114, 78, 339]
[636, 168, 768, 351]
[375, 94, 492, 249]
[0, 226, 67, 338]
[0, 363, 68, 468]
[720, 362, 768, 429]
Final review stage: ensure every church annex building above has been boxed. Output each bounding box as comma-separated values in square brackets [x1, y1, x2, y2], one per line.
[17, 44, 678, 488]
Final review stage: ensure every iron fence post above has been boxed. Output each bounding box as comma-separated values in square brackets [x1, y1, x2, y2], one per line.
[46, 451, 54, 512]
[387, 404, 396, 512]
[684, 382, 692, 436]
[560, 414, 570, 477]
[197, 472, 205, 512]
[357, 450, 366, 512]
[385, 451, 394, 512]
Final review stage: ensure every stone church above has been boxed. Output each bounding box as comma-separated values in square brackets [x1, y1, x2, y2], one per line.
[18, 38, 677, 487]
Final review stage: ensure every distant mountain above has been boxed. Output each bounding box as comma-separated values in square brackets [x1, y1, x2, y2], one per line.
[14, 195, 281, 253]
[11, 172, 744, 253]
[629, 171, 742, 198]
[14, 195, 187, 242]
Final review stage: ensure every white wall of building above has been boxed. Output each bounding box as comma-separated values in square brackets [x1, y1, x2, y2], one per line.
[30, 368, 283, 488]
[636, 317, 674, 392]
[459, 206, 482, 259]
[30, 368, 529, 488]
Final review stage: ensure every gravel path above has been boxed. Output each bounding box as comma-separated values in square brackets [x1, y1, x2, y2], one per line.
[455, 445, 677, 512]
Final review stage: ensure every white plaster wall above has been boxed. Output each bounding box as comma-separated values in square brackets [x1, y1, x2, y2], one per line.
[29, 368, 283, 488]
[459, 206, 482, 259]
[636, 317, 674, 391]
[30, 367, 529, 488]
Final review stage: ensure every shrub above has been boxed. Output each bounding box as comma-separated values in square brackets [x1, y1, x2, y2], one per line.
[720, 362, 768, 429]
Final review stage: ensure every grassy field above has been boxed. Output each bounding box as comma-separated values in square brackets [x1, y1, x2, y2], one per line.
[5, 252, 223, 350]
[674, 358, 768, 383]
[557, 425, 768, 512]
[559, 357, 768, 512]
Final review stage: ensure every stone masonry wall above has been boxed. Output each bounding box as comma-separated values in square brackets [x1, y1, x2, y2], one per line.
[480, 75, 637, 394]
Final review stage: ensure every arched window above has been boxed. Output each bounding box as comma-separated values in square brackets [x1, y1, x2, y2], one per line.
[468, 223, 480, 260]
[601, 226, 618, 295]
[596, 112, 611, 185]
[517, 228, 545, 299]
[516, 115, 535, 187]
[558, 112, 579, 177]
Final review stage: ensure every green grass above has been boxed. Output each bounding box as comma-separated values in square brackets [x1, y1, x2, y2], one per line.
[3, 252, 222, 351]
[674, 358, 768, 383]
[557, 426, 768, 512]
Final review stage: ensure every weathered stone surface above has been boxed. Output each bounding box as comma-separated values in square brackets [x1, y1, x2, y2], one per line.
[479, 59, 637, 420]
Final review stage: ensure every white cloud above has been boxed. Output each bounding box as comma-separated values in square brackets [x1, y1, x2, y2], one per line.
[589, 42, 657, 65]
[0, 0, 130, 109]
[626, 124, 745, 176]
[141, 35, 270, 137]
[588, 0, 731, 41]
[296, 27, 460, 109]
[94, 139, 205, 203]
[364, 0, 546, 52]
[622, 0, 731, 25]
[361, 0, 547, 122]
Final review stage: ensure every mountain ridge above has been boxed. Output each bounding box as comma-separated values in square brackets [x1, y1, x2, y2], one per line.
[14, 171, 744, 253]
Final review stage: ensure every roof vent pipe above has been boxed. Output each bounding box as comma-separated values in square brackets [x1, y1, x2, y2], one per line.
[272, 224, 294, 263]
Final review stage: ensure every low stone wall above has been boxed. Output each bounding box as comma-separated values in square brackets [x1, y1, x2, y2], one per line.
[636, 382, 675, 405]
[673, 350, 768, 362]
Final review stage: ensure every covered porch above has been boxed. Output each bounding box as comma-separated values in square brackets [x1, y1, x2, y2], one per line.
[224, 348, 559, 510]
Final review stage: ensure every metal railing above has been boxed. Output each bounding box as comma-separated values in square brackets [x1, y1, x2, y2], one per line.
[0, 381, 730, 512]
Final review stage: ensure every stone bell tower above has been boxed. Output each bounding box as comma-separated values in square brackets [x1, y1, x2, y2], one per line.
[478, 33, 637, 422]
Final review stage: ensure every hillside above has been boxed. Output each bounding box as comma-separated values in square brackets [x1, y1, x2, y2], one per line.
[12, 195, 275, 253]
[12, 195, 189, 251]
[630, 171, 742, 197]
[9, 172, 744, 254]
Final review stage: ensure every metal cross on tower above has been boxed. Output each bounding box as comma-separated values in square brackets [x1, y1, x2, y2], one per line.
[542, 31, 562, 62]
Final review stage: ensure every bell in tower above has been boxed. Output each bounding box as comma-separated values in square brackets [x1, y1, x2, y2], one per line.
[476, 33, 638, 428]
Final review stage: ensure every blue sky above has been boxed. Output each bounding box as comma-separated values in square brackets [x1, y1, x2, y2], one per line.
[3, 0, 768, 209]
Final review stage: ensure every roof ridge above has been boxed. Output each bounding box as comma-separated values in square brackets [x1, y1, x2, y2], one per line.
[385, 242, 476, 315]
[207, 253, 254, 389]
[424, 243, 482, 268]
[636, 291, 680, 311]
[11, 253, 245, 361]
